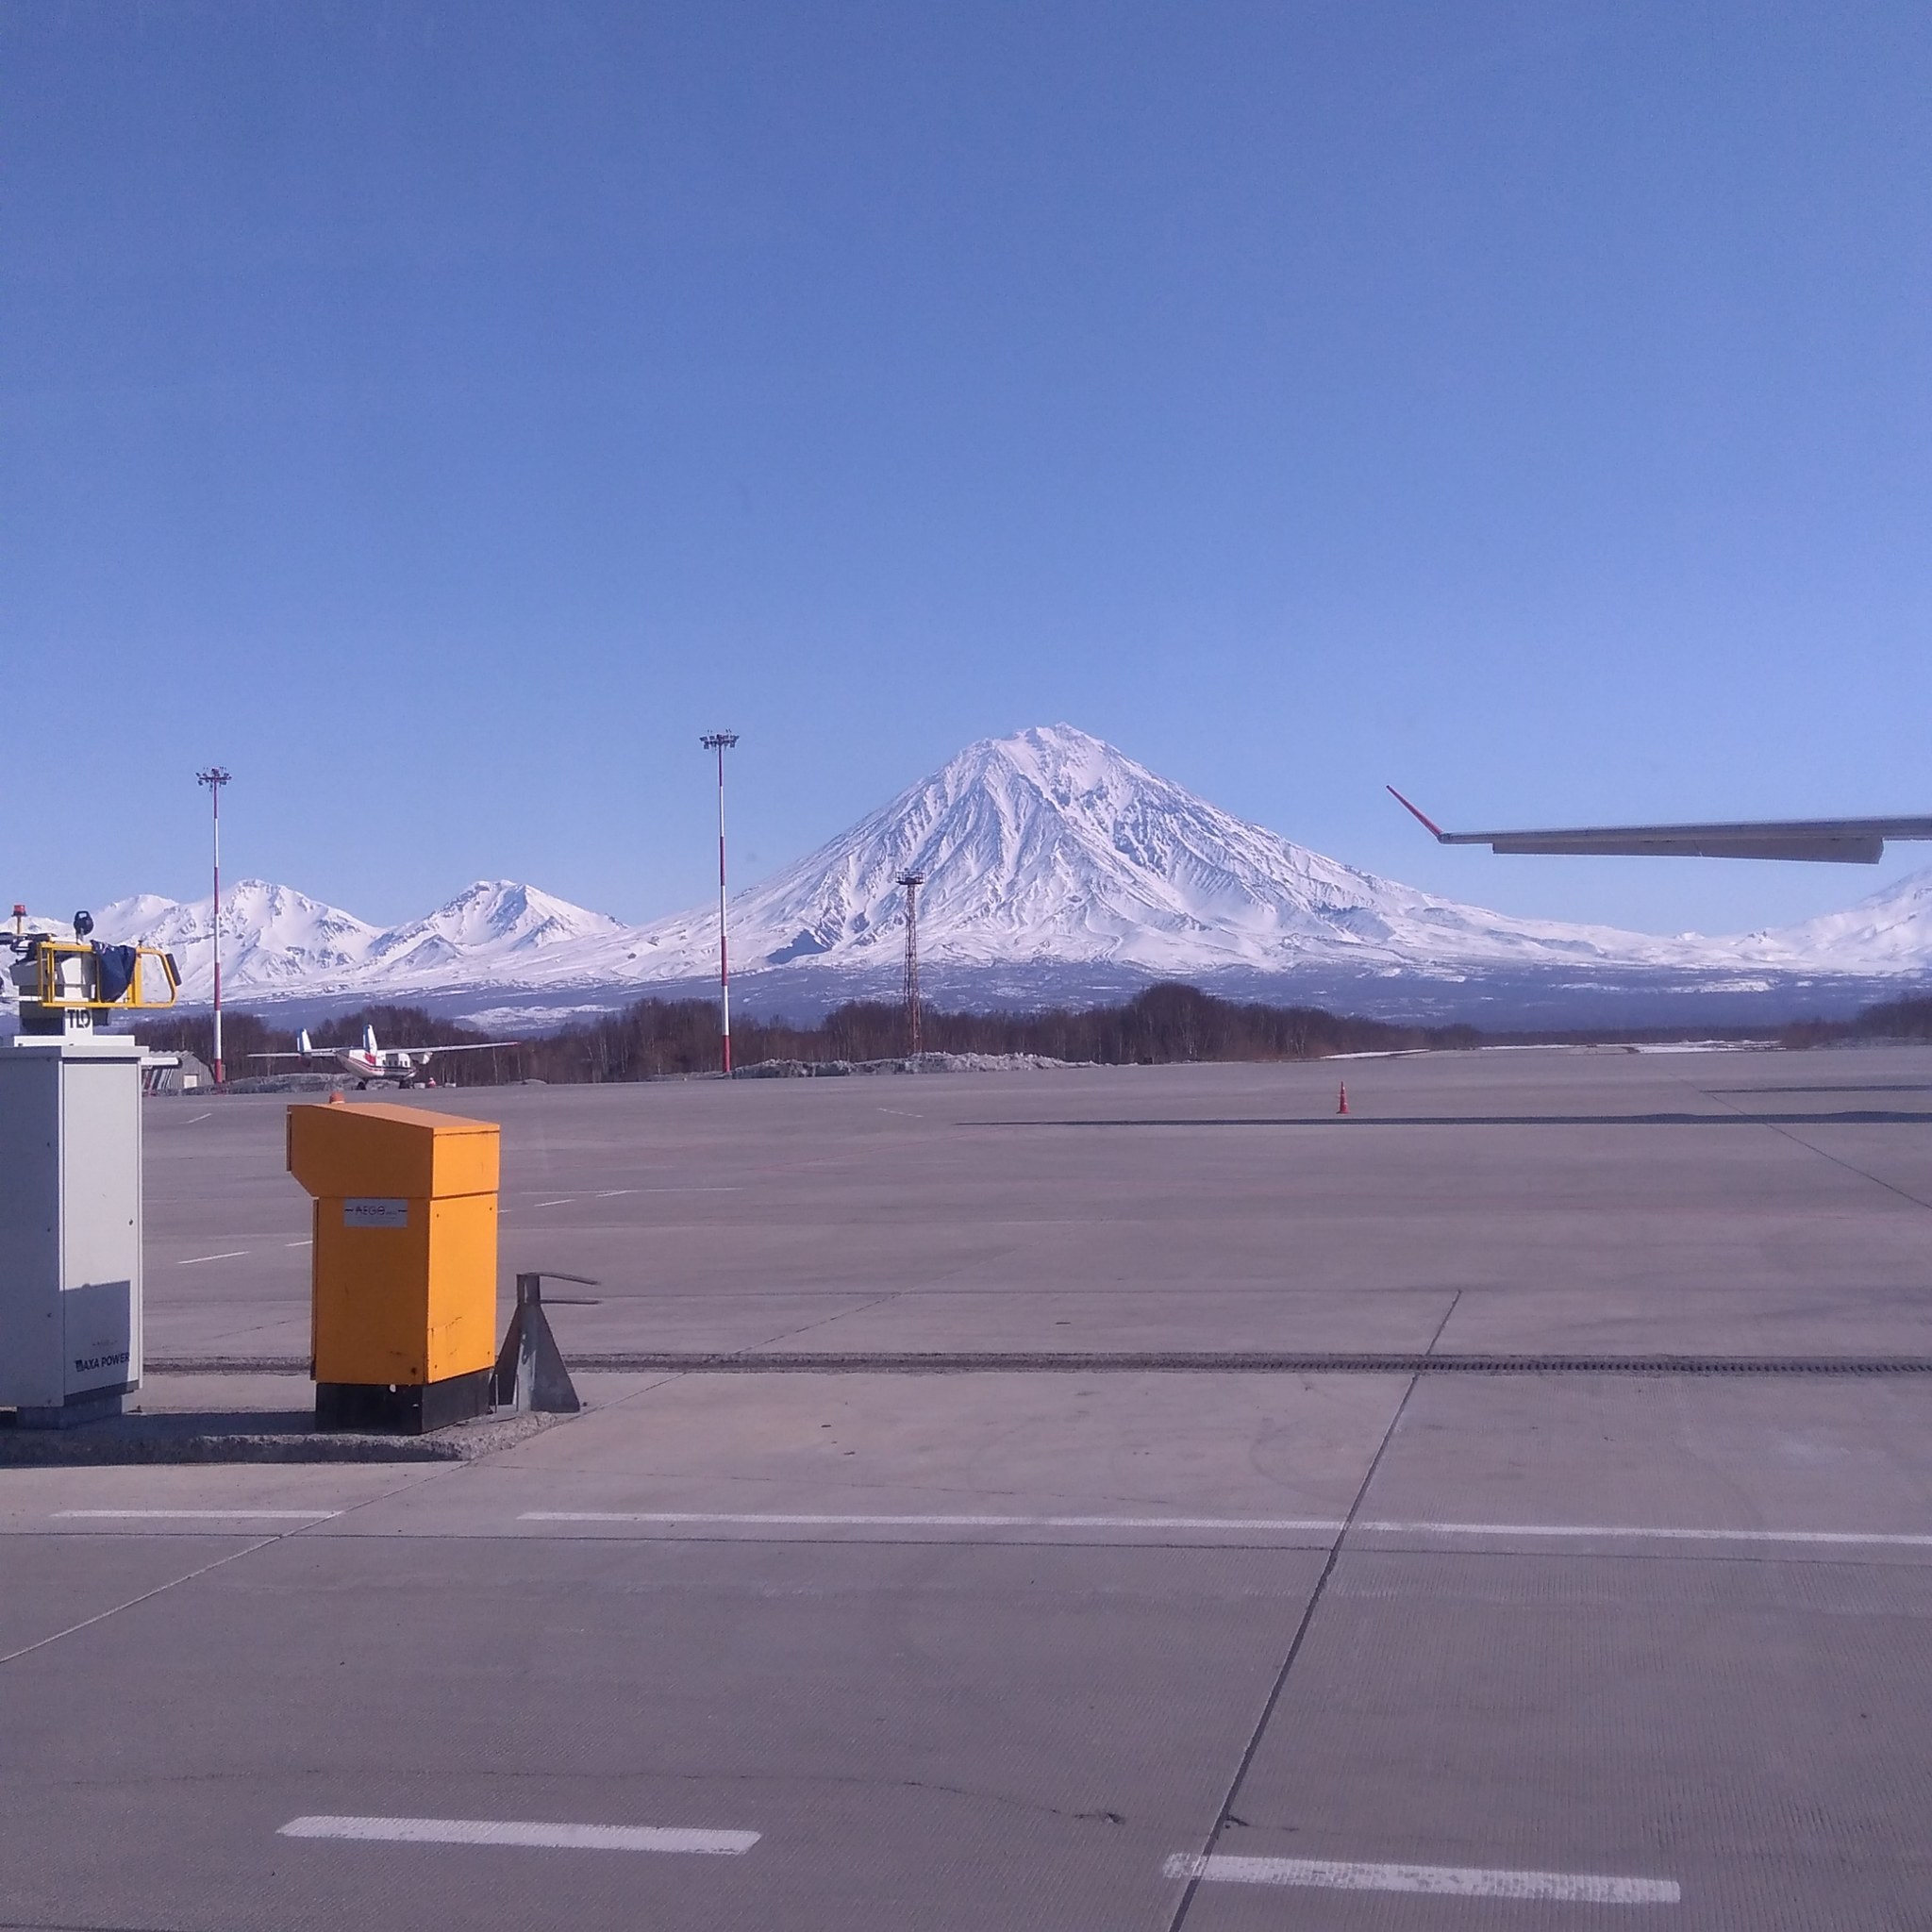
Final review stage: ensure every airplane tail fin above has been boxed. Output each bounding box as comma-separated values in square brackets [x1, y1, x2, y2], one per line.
[298, 1028, 313, 1054]
[363, 1024, 378, 1053]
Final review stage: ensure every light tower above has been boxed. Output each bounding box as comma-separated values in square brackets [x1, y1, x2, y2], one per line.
[699, 732, 740, 1074]
[896, 871, 925, 1057]
[195, 767, 231, 1083]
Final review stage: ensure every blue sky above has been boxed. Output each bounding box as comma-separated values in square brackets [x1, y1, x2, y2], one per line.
[7, 0, 1929, 939]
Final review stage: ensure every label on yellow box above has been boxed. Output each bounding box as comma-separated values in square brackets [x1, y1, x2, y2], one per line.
[343, 1197, 409, 1228]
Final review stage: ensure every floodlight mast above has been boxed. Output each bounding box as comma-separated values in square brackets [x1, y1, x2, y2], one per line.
[897, 872, 925, 1056]
[195, 767, 231, 1083]
[700, 733, 740, 1074]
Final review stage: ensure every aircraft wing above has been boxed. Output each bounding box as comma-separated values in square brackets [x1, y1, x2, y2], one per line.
[413, 1041, 519, 1055]
[1386, 788, 1932, 864]
[247, 1051, 318, 1060]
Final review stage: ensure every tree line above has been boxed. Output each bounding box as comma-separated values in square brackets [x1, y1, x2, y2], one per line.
[134, 980, 1932, 1086]
[138, 984, 1475, 1082]
[502, 983, 1486, 1080]
[1778, 994, 1932, 1049]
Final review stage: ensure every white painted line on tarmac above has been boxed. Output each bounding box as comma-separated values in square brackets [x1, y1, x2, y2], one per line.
[1165, 1853, 1678, 1904]
[278, 1815, 758, 1855]
[596, 1189, 634, 1197]
[535, 1199, 575, 1208]
[55, 1509, 341, 1522]
[286, 1239, 312, 1248]
[521, 1510, 1345, 1533]
[177, 1251, 249, 1265]
[1358, 1520, 1932, 1548]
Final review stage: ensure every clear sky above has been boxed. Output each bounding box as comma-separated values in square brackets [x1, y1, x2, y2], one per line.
[7, 1, 1929, 940]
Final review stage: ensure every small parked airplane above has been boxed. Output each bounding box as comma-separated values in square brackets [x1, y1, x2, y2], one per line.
[251, 1024, 517, 1089]
[1388, 789, 1932, 865]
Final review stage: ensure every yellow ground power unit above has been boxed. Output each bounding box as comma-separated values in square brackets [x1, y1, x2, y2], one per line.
[287, 1097, 501, 1432]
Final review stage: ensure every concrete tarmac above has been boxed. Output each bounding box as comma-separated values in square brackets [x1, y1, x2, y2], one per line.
[6, 1047, 1932, 1927]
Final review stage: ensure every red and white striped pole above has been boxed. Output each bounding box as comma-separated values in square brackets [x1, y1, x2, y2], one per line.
[700, 733, 739, 1074]
[195, 766, 231, 1083]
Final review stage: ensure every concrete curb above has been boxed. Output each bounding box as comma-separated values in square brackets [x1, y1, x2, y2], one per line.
[0, 1408, 564, 1466]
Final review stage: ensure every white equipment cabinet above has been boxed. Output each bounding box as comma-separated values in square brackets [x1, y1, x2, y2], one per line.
[0, 1035, 144, 1424]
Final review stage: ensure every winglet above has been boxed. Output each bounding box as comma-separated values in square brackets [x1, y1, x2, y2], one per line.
[1386, 785, 1447, 841]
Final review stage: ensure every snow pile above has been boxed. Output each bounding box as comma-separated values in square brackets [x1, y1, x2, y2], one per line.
[734, 1051, 1079, 1077]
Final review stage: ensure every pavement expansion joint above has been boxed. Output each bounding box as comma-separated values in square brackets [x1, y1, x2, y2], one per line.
[145, 1350, 1932, 1375]
[414, 1349, 1932, 1374]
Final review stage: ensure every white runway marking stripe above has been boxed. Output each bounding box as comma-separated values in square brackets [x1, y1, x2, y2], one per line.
[521, 1510, 1344, 1532]
[55, 1508, 341, 1521]
[1357, 1520, 1932, 1548]
[1166, 1853, 1679, 1904]
[278, 1815, 758, 1855]
[177, 1250, 249, 1265]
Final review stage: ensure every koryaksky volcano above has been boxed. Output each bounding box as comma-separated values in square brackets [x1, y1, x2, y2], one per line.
[85, 725, 1932, 1030]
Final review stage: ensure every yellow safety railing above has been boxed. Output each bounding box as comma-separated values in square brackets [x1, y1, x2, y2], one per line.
[35, 940, 181, 1010]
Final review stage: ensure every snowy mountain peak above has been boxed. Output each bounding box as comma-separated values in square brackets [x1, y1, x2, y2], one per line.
[959, 722, 1144, 795]
[93, 892, 179, 936]
[85, 876, 625, 1003]
[51, 726, 1932, 1024]
[369, 881, 625, 967]
[92, 880, 384, 994]
[1731, 862, 1932, 973]
[625, 724, 1713, 978]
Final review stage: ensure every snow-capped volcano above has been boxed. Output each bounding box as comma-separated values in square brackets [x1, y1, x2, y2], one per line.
[1730, 867, 1932, 974]
[93, 880, 383, 991]
[624, 724, 1717, 979]
[363, 881, 626, 979]
[60, 725, 1932, 1028]
[91, 879, 625, 1005]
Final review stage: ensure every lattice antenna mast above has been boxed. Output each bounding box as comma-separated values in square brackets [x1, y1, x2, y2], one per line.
[699, 733, 739, 1074]
[896, 871, 925, 1056]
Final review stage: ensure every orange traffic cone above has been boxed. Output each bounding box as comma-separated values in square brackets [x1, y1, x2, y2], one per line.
[1337, 1082, 1349, 1116]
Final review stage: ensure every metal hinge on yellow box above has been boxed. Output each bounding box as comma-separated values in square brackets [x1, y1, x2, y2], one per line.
[287, 1096, 501, 1433]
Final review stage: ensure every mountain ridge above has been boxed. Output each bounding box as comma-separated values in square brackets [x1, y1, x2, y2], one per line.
[68, 725, 1932, 1026]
